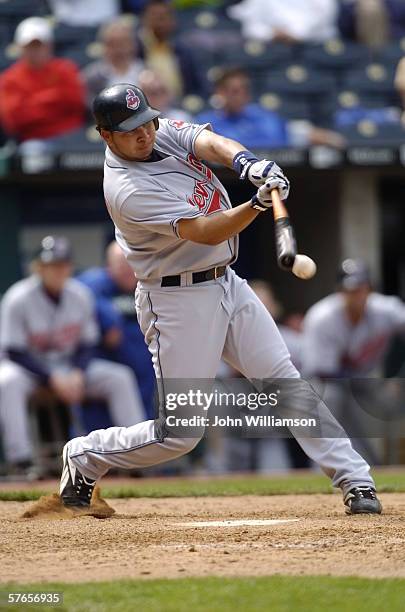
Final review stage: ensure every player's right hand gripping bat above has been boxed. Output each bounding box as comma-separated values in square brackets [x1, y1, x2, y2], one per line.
[271, 189, 317, 280]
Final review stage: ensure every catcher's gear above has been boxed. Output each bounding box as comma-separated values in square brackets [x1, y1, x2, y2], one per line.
[93, 83, 160, 133]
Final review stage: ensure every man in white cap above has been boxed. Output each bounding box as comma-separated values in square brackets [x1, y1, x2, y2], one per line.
[0, 17, 85, 142]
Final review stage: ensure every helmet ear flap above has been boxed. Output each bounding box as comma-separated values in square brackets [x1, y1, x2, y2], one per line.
[153, 117, 159, 130]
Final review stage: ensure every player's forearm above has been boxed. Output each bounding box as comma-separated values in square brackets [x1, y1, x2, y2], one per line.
[72, 343, 96, 371]
[194, 130, 247, 169]
[178, 202, 260, 245]
[7, 349, 51, 384]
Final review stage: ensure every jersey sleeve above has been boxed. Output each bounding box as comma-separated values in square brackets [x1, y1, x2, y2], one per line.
[121, 186, 203, 238]
[161, 119, 212, 155]
[0, 290, 28, 350]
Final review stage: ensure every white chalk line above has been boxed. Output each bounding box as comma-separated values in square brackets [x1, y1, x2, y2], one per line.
[172, 518, 300, 528]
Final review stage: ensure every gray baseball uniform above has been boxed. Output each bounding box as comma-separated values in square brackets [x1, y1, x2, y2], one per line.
[302, 292, 405, 377]
[301, 291, 405, 461]
[104, 120, 236, 279]
[66, 119, 375, 496]
[0, 275, 144, 463]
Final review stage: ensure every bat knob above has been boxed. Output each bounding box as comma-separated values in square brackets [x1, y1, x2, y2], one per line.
[278, 253, 296, 270]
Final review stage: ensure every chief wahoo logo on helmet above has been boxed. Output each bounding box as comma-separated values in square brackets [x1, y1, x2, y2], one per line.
[126, 88, 140, 110]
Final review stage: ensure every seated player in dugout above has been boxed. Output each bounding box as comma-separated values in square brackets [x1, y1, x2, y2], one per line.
[60, 83, 382, 515]
[0, 236, 145, 477]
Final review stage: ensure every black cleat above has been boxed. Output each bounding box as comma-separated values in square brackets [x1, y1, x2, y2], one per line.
[60, 443, 96, 508]
[344, 486, 382, 515]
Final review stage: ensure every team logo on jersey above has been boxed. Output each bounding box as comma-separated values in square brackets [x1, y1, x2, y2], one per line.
[168, 119, 187, 129]
[29, 324, 82, 351]
[126, 88, 140, 110]
[188, 179, 222, 215]
[187, 153, 213, 180]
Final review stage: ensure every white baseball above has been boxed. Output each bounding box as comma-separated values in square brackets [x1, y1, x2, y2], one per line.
[292, 254, 317, 279]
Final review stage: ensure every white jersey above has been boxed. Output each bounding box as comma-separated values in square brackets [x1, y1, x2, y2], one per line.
[103, 119, 238, 280]
[0, 275, 99, 369]
[302, 292, 405, 377]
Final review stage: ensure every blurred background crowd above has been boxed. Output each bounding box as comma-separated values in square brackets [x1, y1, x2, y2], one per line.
[1, 0, 405, 481]
[2, 0, 405, 148]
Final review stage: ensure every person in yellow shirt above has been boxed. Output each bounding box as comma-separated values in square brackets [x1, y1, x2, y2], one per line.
[137, 0, 202, 98]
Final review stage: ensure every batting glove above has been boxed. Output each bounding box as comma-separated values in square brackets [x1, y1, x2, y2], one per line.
[250, 180, 277, 212]
[232, 151, 290, 200]
[248, 160, 290, 195]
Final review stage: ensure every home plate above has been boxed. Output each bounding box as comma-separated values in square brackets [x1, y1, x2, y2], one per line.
[173, 519, 300, 528]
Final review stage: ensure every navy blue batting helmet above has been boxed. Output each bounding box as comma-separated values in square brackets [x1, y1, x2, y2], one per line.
[93, 83, 160, 132]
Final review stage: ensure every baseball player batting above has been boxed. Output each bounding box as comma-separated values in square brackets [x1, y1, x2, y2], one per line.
[60, 83, 382, 515]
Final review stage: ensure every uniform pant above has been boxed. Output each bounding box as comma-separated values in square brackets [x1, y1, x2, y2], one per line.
[0, 359, 144, 463]
[68, 270, 375, 497]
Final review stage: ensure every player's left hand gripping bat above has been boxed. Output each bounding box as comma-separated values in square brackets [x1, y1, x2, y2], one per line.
[271, 189, 317, 280]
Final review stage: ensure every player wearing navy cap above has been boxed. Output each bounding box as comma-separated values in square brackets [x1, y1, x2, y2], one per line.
[59, 85, 382, 515]
[0, 236, 145, 476]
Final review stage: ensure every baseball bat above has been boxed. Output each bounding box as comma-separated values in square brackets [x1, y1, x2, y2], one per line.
[271, 188, 297, 271]
[271, 189, 317, 279]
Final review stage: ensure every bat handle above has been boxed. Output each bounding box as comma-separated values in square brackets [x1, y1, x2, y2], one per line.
[271, 188, 297, 270]
[271, 188, 288, 221]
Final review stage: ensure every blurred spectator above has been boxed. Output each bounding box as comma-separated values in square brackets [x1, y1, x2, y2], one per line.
[196, 68, 345, 149]
[229, 0, 338, 43]
[395, 56, 405, 120]
[334, 105, 401, 129]
[48, 0, 120, 27]
[82, 17, 145, 108]
[122, 0, 149, 12]
[138, 69, 192, 121]
[339, 0, 405, 47]
[137, 0, 202, 97]
[302, 259, 405, 378]
[384, 0, 405, 38]
[338, 0, 388, 47]
[0, 236, 144, 477]
[77, 241, 156, 419]
[196, 68, 288, 147]
[0, 17, 85, 143]
[172, 0, 236, 7]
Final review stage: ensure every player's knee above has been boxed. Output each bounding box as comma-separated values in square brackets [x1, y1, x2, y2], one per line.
[183, 436, 202, 454]
[0, 361, 27, 389]
[104, 363, 137, 388]
[169, 436, 202, 457]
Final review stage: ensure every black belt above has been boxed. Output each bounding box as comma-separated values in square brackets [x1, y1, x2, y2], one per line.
[161, 265, 227, 287]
